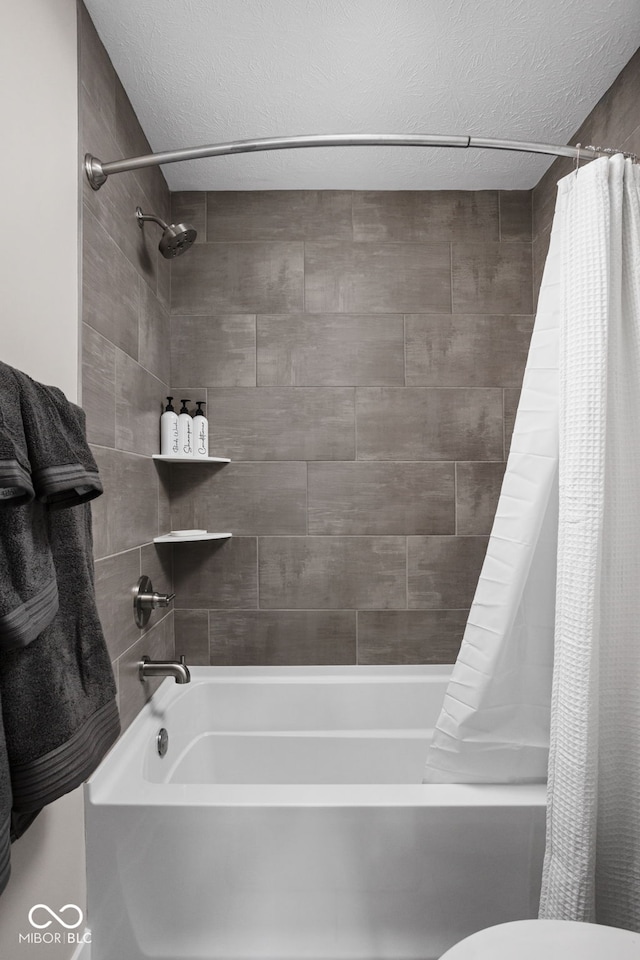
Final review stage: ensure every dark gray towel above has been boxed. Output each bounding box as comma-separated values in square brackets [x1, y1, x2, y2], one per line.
[0, 365, 118, 879]
[1, 501, 120, 815]
[0, 502, 59, 652]
[0, 362, 107, 652]
[5, 365, 103, 508]
[0, 395, 34, 507]
[0, 365, 59, 651]
[0, 362, 35, 506]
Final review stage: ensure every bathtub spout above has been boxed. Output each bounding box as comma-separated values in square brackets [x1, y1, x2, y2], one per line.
[139, 655, 191, 684]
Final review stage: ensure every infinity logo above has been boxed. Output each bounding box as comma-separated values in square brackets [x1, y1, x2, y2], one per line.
[28, 904, 84, 930]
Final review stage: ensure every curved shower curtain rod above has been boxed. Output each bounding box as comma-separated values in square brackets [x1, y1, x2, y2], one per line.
[84, 132, 636, 190]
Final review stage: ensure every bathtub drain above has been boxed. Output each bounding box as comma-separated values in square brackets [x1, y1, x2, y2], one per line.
[157, 728, 168, 757]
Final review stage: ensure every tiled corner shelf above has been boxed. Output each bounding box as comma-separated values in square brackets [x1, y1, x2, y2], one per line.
[154, 532, 233, 544]
[153, 456, 233, 544]
[152, 455, 231, 463]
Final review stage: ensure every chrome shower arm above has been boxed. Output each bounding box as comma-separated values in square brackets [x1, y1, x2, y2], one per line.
[135, 206, 169, 230]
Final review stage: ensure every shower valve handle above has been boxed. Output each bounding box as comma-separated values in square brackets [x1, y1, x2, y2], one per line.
[133, 575, 175, 628]
[140, 590, 175, 608]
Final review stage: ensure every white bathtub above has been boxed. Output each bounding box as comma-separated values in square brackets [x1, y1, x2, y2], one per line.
[85, 666, 546, 960]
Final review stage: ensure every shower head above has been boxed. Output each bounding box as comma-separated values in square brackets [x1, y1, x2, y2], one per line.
[135, 206, 197, 259]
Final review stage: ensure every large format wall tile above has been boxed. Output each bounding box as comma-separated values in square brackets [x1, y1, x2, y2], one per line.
[169, 462, 307, 535]
[308, 462, 455, 535]
[405, 315, 533, 387]
[90, 447, 159, 559]
[208, 388, 355, 460]
[257, 314, 404, 386]
[357, 610, 468, 664]
[86, 165, 160, 297]
[356, 388, 503, 461]
[81, 82, 121, 210]
[407, 536, 489, 609]
[452, 243, 533, 314]
[352, 191, 499, 242]
[171, 315, 256, 387]
[171, 242, 304, 314]
[305, 242, 451, 313]
[455, 462, 506, 536]
[140, 542, 173, 628]
[115, 349, 166, 458]
[173, 537, 257, 609]
[78, 2, 116, 135]
[503, 388, 521, 455]
[94, 548, 140, 661]
[82, 323, 116, 448]
[171, 193, 207, 242]
[499, 191, 532, 241]
[207, 611, 357, 665]
[259, 537, 406, 610]
[83, 204, 139, 358]
[174, 609, 209, 665]
[139, 280, 171, 385]
[207, 191, 353, 241]
[533, 225, 551, 309]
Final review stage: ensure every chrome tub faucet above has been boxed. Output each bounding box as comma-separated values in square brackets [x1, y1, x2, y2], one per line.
[138, 655, 191, 684]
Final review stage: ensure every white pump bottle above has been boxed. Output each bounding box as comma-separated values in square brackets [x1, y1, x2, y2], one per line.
[160, 397, 180, 457]
[193, 401, 209, 458]
[177, 399, 193, 457]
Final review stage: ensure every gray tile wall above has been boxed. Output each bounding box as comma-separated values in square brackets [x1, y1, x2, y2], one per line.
[532, 47, 640, 304]
[79, 3, 175, 730]
[169, 189, 533, 665]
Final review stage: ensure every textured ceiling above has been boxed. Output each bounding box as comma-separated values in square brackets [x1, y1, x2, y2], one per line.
[84, 0, 640, 191]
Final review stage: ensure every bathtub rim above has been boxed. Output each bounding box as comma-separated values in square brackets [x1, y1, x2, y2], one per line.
[86, 665, 547, 809]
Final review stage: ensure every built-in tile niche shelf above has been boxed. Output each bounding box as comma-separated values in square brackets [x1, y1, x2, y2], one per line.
[152, 455, 231, 463]
[153, 532, 233, 544]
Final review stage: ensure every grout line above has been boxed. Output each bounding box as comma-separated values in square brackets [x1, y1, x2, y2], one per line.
[353, 388, 358, 461]
[196, 607, 415, 614]
[454, 462, 458, 536]
[95, 541, 155, 564]
[449, 241, 454, 314]
[350, 191, 354, 241]
[405, 535, 409, 610]
[498, 191, 502, 241]
[256, 536, 260, 610]
[403, 314, 407, 385]
[502, 388, 507, 460]
[137, 275, 142, 363]
[252, 313, 258, 387]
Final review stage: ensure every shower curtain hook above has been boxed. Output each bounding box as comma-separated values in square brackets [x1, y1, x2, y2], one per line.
[574, 143, 582, 173]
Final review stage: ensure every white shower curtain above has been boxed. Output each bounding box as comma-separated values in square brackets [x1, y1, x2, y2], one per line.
[426, 154, 640, 927]
[423, 189, 564, 785]
[540, 155, 640, 929]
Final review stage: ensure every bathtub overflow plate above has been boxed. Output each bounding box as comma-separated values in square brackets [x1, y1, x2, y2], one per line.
[157, 727, 169, 758]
